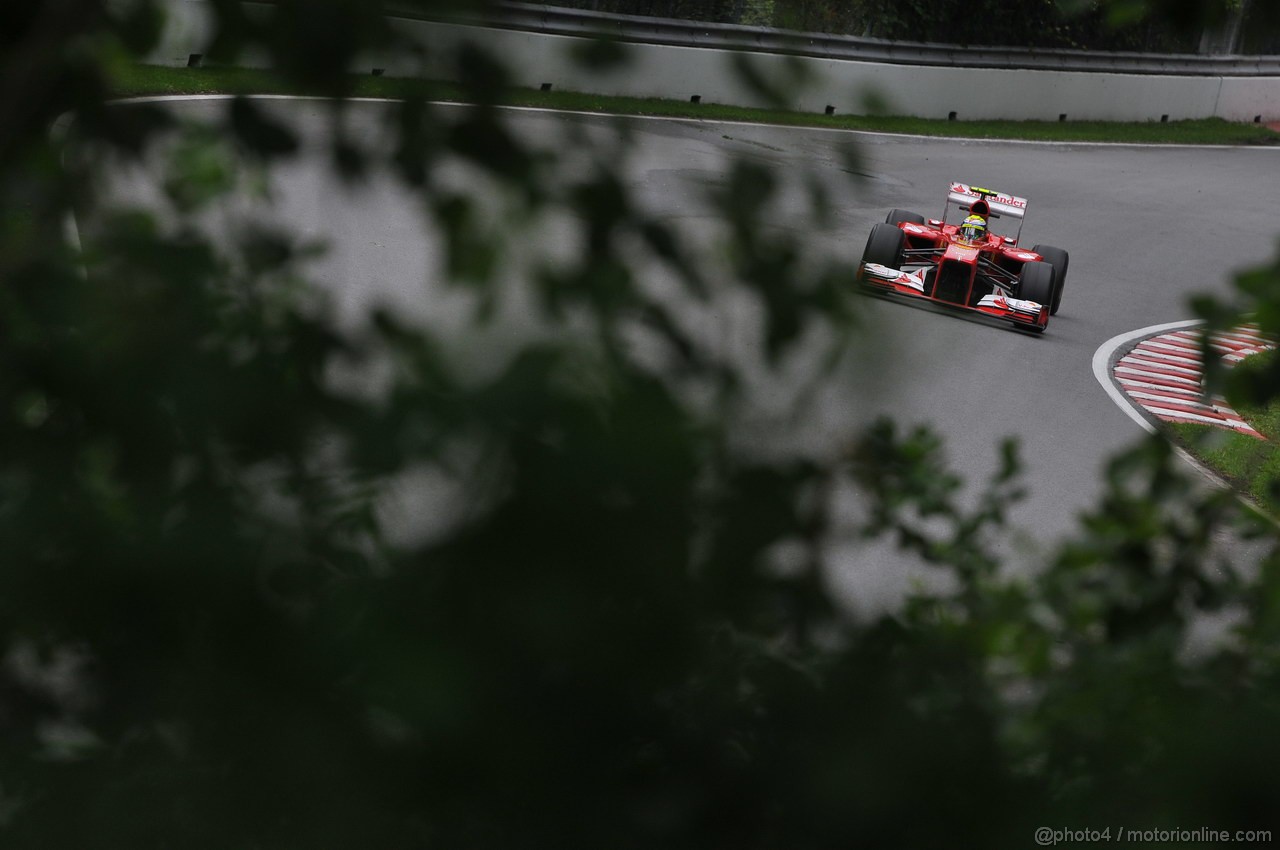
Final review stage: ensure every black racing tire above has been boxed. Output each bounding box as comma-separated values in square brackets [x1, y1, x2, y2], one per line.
[1018, 261, 1056, 331]
[886, 209, 925, 226]
[1032, 244, 1069, 315]
[862, 223, 905, 271]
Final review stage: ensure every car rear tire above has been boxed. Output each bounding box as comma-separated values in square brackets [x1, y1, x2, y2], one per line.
[886, 209, 925, 226]
[1018, 261, 1055, 331]
[1032, 244, 1069, 315]
[862, 223, 905, 272]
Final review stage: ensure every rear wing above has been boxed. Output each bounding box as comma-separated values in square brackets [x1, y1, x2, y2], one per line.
[945, 182, 1029, 243]
[947, 183, 1028, 220]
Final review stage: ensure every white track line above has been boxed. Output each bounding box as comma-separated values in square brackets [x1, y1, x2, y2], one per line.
[1114, 365, 1201, 386]
[1094, 320, 1204, 435]
[1116, 323, 1278, 408]
[1122, 353, 1202, 374]
[1124, 391, 1213, 408]
[1133, 341, 1202, 359]
[1105, 323, 1274, 432]
[1115, 379, 1203, 398]
[1093, 322, 1235, 491]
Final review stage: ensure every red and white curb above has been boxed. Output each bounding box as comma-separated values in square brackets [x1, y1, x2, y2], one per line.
[1094, 320, 1274, 440]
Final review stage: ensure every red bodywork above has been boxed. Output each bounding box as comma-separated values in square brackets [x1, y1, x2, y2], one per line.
[857, 193, 1051, 331]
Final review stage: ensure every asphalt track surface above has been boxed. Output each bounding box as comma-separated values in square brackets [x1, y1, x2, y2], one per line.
[106, 98, 1280, 614]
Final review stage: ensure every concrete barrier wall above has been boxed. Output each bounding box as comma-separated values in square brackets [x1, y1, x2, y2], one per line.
[1216, 77, 1280, 122]
[152, 1, 1280, 123]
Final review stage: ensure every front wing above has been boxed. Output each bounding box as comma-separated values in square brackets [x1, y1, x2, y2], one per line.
[858, 262, 1048, 330]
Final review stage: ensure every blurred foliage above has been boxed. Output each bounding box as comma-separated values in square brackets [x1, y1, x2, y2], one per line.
[772, 0, 1196, 49]
[548, 0, 1280, 52]
[1, 0, 1280, 848]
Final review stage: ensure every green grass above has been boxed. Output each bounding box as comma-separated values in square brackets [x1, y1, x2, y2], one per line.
[1168, 421, 1280, 512]
[1166, 350, 1280, 514]
[111, 64, 1280, 146]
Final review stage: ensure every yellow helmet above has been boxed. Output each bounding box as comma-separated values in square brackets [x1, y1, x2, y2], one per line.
[960, 214, 987, 243]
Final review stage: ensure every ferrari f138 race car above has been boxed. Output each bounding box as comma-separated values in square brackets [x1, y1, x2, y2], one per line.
[855, 183, 1070, 333]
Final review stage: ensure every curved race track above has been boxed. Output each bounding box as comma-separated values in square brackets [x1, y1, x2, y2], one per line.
[108, 99, 1280, 609]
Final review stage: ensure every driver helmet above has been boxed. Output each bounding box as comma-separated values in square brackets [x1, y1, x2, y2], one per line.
[959, 214, 987, 243]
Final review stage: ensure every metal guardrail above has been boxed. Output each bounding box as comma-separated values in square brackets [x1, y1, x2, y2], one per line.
[412, 1, 1280, 77]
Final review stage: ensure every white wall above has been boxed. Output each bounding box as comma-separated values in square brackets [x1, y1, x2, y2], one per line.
[152, 2, 1280, 123]
[1215, 77, 1280, 122]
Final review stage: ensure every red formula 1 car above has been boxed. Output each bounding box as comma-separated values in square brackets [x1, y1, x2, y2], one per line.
[855, 183, 1070, 333]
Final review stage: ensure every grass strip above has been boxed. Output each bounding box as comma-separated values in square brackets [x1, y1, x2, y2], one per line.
[1167, 421, 1280, 513]
[1165, 350, 1280, 515]
[111, 64, 1280, 146]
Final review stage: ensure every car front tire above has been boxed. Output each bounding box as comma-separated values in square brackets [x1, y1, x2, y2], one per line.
[862, 223, 906, 273]
[1017, 260, 1056, 332]
[1032, 244, 1069, 315]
